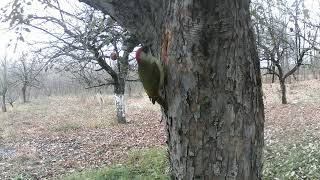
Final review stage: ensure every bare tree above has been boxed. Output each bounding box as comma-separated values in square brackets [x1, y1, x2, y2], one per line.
[0, 55, 9, 112]
[6, 88, 19, 108]
[2, 0, 139, 123]
[11, 53, 44, 103]
[252, 0, 319, 104]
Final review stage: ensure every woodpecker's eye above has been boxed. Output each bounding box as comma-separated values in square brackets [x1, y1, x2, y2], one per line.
[142, 46, 151, 54]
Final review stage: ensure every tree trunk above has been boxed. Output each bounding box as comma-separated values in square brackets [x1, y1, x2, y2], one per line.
[285, 52, 292, 84]
[279, 79, 287, 104]
[114, 93, 126, 123]
[114, 81, 126, 123]
[312, 51, 318, 79]
[127, 82, 132, 97]
[271, 65, 276, 83]
[1, 94, 6, 112]
[1, 58, 8, 112]
[112, 34, 138, 124]
[82, 0, 265, 178]
[22, 85, 27, 103]
[163, 2, 264, 178]
[296, 68, 300, 81]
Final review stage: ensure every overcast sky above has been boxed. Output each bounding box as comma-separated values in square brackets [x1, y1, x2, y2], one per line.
[0, 0, 82, 60]
[0, 0, 15, 58]
[0, 0, 319, 61]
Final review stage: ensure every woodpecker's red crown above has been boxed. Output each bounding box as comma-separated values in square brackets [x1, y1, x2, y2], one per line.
[135, 47, 143, 64]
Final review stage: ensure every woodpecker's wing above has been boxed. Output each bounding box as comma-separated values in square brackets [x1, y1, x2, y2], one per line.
[144, 53, 164, 88]
[138, 52, 162, 103]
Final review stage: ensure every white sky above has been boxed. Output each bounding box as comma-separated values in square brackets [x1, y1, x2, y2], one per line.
[0, 0, 83, 60]
[0, 0, 319, 61]
[0, 0, 43, 59]
[0, 0, 15, 58]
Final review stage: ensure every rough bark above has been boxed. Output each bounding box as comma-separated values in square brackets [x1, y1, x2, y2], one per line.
[81, 0, 265, 179]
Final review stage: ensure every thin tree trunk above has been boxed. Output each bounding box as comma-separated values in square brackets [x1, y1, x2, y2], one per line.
[313, 51, 318, 79]
[114, 80, 126, 123]
[22, 85, 27, 103]
[312, 64, 317, 79]
[1, 58, 8, 112]
[114, 93, 125, 123]
[113, 35, 137, 124]
[128, 82, 132, 97]
[285, 52, 292, 83]
[276, 61, 288, 104]
[280, 79, 287, 104]
[271, 65, 276, 83]
[1, 94, 6, 112]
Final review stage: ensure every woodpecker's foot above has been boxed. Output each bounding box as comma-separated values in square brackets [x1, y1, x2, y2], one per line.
[150, 97, 156, 104]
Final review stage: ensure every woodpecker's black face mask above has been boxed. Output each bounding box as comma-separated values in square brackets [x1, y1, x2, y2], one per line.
[141, 45, 152, 54]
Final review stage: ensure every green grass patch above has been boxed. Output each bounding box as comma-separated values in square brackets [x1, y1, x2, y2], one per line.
[63, 148, 169, 180]
[12, 172, 36, 180]
[64, 135, 320, 180]
[263, 135, 320, 179]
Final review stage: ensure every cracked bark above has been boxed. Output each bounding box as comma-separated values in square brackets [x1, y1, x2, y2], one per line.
[81, 0, 265, 179]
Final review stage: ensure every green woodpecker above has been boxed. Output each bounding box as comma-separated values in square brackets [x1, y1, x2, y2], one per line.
[135, 47, 166, 109]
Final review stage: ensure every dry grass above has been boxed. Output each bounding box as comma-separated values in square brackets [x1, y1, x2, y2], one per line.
[1, 80, 320, 179]
[0, 94, 158, 139]
[263, 79, 320, 105]
[263, 80, 320, 141]
[0, 94, 165, 179]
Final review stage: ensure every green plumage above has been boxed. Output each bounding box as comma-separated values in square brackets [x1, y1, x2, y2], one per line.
[138, 51, 164, 104]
